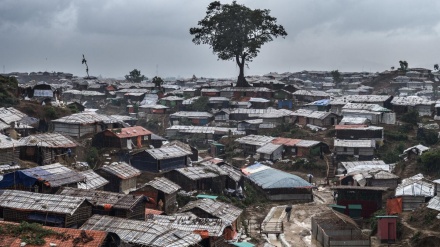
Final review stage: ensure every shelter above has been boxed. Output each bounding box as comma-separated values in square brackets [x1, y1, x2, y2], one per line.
[335, 125, 384, 144]
[77, 169, 109, 190]
[333, 139, 376, 160]
[96, 162, 140, 193]
[235, 135, 275, 156]
[395, 174, 434, 211]
[0, 133, 22, 165]
[19, 132, 79, 165]
[57, 187, 148, 220]
[130, 146, 192, 173]
[132, 176, 181, 214]
[162, 140, 199, 161]
[0, 163, 85, 193]
[0, 190, 92, 228]
[169, 111, 213, 126]
[80, 215, 202, 247]
[311, 210, 370, 247]
[332, 186, 387, 218]
[92, 126, 152, 150]
[242, 163, 313, 202]
[51, 112, 125, 138]
[165, 166, 226, 194]
[291, 109, 340, 127]
[178, 198, 243, 237]
[376, 216, 398, 243]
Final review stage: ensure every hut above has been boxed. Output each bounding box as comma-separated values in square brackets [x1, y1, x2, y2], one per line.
[96, 162, 141, 193]
[80, 215, 202, 247]
[376, 215, 398, 244]
[333, 139, 376, 161]
[395, 174, 435, 211]
[0, 133, 22, 165]
[0, 190, 92, 228]
[178, 199, 243, 239]
[92, 126, 152, 150]
[18, 132, 79, 165]
[165, 166, 225, 194]
[0, 163, 85, 193]
[132, 177, 181, 214]
[242, 163, 313, 202]
[130, 146, 192, 173]
[162, 140, 199, 161]
[332, 186, 387, 218]
[77, 169, 109, 190]
[57, 187, 148, 220]
[311, 210, 371, 247]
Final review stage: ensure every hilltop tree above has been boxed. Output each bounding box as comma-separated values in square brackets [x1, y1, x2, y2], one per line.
[434, 64, 439, 71]
[125, 69, 146, 82]
[190, 1, 287, 87]
[331, 70, 343, 84]
[152, 76, 164, 89]
[399, 60, 408, 71]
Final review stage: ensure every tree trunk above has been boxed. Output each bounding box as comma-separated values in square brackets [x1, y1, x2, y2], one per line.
[235, 55, 251, 87]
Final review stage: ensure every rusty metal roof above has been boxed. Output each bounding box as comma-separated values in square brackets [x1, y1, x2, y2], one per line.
[108, 126, 152, 138]
[178, 199, 243, 224]
[144, 177, 181, 194]
[100, 162, 141, 179]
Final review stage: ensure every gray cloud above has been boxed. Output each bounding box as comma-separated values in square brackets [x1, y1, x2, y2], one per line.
[0, 0, 439, 78]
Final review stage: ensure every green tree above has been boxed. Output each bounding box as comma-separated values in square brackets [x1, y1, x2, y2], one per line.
[399, 60, 408, 71]
[331, 70, 343, 84]
[400, 109, 419, 125]
[152, 76, 164, 89]
[419, 150, 440, 174]
[189, 96, 210, 112]
[190, 1, 287, 87]
[434, 64, 439, 71]
[125, 69, 146, 82]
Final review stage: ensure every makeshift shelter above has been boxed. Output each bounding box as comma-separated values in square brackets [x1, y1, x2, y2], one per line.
[80, 215, 202, 247]
[131, 146, 192, 173]
[0, 133, 22, 165]
[0, 163, 85, 193]
[0, 190, 92, 228]
[77, 169, 109, 190]
[332, 186, 387, 218]
[96, 162, 140, 193]
[18, 132, 79, 165]
[92, 126, 152, 150]
[57, 187, 148, 220]
[395, 174, 434, 211]
[376, 216, 398, 243]
[133, 177, 181, 214]
[242, 163, 313, 202]
[334, 139, 376, 161]
[165, 166, 225, 194]
[312, 210, 370, 247]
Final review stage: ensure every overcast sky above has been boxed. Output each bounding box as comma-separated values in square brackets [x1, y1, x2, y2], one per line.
[1, 0, 439, 79]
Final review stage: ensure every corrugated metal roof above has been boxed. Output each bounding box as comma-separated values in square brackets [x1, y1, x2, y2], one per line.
[0, 107, 27, 124]
[256, 143, 282, 154]
[147, 214, 226, 237]
[100, 162, 141, 179]
[52, 112, 122, 124]
[427, 196, 440, 211]
[235, 135, 275, 146]
[147, 146, 192, 160]
[330, 95, 392, 105]
[58, 187, 146, 210]
[77, 169, 109, 190]
[80, 215, 201, 247]
[293, 90, 329, 97]
[0, 190, 86, 215]
[342, 103, 390, 112]
[292, 109, 333, 120]
[18, 132, 79, 148]
[334, 139, 375, 148]
[272, 137, 302, 146]
[170, 111, 213, 118]
[0, 134, 22, 149]
[178, 199, 243, 224]
[175, 166, 219, 180]
[219, 164, 242, 182]
[145, 177, 181, 194]
[391, 96, 434, 106]
[167, 125, 243, 135]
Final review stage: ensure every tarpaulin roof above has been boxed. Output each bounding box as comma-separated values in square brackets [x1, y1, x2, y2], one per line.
[243, 163, 312, 189]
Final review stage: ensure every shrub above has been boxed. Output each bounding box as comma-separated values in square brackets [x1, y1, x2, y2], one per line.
[419, 150, 440, 175]
[401, 109, 419, 125]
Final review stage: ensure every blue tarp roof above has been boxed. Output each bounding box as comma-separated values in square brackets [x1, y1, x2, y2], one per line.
[247, 165, 312, 189]
[0, 170, 38, 188]
[232, 242, 255, 247]
[311, 99, 330, 106]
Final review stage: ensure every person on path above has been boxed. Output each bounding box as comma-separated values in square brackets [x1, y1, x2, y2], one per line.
[285, 204, 292, 222]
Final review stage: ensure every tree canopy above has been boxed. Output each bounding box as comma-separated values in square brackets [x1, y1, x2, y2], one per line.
[331, 70, 343, 84]
[125, 69, 146, 82]
[152, 76, 164, 89]
[190, 1, 287, 87]
[399, 60, 408, 71]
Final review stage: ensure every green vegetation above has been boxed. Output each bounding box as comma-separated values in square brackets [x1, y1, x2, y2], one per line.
[188, 96, 210, 112]
[190, 1, 287, 87]
[125, 69, 146, 82]
[400, 109, 419, 125]
[385, 131, 408, 141]
[0, 222, 63, 245]
[417, 128, 439, 146]
[86, 147, 100, 168]
[0, 75, 19, 107]
[152, 76, 164, 88]
[43, 106, 58, 119]
[368, 209, 386, 235]
[418, 150, 440, 175]
[331, 70, 343, 85]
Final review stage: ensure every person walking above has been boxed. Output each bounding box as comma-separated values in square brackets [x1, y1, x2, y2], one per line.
[285, 204, 292, 222]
